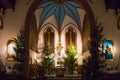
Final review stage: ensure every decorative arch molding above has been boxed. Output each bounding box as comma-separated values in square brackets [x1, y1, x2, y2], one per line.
[38, 23, 59, 33]
[24, 0, 95, 78]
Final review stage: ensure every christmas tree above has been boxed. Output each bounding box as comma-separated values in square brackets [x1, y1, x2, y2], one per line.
[13, 28, 25, 74]
[42, 43, 54, 74]
[85, 21, 106, 80]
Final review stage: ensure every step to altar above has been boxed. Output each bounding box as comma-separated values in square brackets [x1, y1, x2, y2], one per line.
[47, 77, 81, 80]
[45, 74, 85, 80]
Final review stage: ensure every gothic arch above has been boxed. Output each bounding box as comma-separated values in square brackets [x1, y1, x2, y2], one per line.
[24, 0, 95, 77]
[61, 23, 82, 54]
[38, 23, 59, 53]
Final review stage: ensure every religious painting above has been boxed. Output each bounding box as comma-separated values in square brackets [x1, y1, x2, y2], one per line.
[103, 40, 114, 60]
[6, 38, 17, 62]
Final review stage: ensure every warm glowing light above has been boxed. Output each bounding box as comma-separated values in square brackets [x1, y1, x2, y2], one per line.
[29, 49, 37, 64]
[7, 43, 16, 57]
[113, 45, 117, 57]
[57, 43, 63, 54]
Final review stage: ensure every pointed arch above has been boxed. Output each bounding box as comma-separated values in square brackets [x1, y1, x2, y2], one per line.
[61, 23, 82, 53]
[38, 23, 59, 53]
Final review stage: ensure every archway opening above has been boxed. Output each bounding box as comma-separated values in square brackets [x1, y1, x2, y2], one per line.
[24, 0, 95, 77]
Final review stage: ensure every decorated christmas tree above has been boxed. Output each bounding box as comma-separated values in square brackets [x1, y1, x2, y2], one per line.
[64, 44, 77, 74]
[42, 43, 54, 74]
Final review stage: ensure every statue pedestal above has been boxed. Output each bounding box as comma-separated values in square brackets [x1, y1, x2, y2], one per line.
[56, 66, 65, 77]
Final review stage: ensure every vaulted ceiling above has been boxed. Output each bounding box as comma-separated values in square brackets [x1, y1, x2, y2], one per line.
[0, 0, 120, 14]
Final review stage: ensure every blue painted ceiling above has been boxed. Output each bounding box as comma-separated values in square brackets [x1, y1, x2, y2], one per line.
[38, 1, 81, 28]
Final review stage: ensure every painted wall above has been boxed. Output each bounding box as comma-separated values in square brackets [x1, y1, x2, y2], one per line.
[0, 0, 31, 64]
[88, 0, 120, 71]
[0, 0, 120, 71]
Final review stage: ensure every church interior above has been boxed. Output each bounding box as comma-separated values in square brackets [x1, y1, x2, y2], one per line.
[0, 0, 120, 80]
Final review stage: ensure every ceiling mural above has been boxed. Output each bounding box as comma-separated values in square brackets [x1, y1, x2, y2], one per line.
[38, 1, 81, 28]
